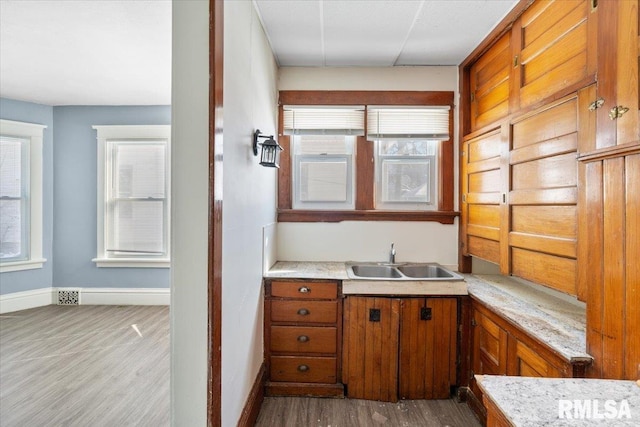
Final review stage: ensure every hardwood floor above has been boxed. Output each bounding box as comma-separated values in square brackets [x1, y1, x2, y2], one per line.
[255, 396, 481, 426]
[0, 305, 169, 427]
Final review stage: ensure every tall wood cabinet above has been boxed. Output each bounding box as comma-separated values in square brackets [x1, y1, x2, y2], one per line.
[460, 0, 639, 381]
[342, 296, 458, 402]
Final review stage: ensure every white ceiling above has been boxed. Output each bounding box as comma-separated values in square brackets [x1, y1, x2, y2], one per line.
[0, 0, 517, 106]
[253, 0, 519, 66]
[0, 0, 172, 106]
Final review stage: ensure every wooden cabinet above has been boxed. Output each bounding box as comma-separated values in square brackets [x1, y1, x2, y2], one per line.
[342, 296, 458, 402]
[264, 279, 343, 397]
[592, 0, 639, 151]
[468, 300, 588, 423]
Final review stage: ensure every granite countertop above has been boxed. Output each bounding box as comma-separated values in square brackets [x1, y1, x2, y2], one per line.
[265, 261, 350, 280]
[466, 274, 591, 363]
[477, 375, 640, 426]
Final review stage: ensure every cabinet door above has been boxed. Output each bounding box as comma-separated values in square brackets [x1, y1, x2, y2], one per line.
[506, 338, 563, 378]
[470, 32, 511, 131]
[595, 0, 640, 149]
[472, 308, 508, 377]
[342, 296, 400, 402]
[513, 0, 597, 109]
[461, 127, 504, 264]
[398, 298, 457, 399]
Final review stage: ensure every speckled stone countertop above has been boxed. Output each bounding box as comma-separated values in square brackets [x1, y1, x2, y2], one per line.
[265, 261, 350, 280]
[466, 274, 591, 363]
[477, 375, 640, 426]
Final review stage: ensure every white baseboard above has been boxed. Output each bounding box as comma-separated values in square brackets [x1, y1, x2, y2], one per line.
[0, 287, 170, 314]
[77, 288, 170, 306]
[0, 288, 55, 314]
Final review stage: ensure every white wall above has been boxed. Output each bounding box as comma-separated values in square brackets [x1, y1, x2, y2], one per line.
[277, 66, 461, 269]
[222, 2, 278, 426]
[170, 1, 209, 425]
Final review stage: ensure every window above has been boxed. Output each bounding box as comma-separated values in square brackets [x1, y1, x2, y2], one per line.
[0, 119, 46, 273]
[285, 106, 364, 210]
[93, 125, 170, 268]
[277, 91, 456, 223]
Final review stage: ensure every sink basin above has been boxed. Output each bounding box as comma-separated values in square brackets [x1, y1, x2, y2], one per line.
[346, 262, 463, 281]
[351, 265, 402, 279]
[397, 264, 454, 279]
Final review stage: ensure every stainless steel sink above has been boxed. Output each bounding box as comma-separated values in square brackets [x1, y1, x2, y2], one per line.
[351, 265, 402, 279]
[346, 262, 463, 281]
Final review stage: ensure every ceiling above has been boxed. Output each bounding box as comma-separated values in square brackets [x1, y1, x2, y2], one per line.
[253, 0, 519, 66]
[0, 0, 517, 106]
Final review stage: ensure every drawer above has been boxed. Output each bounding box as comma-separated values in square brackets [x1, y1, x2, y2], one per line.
[271, 326, 337, 354]
[270, 356, 337, 383]
[271, 300, 338, 324]
[270, 281, 338, 299]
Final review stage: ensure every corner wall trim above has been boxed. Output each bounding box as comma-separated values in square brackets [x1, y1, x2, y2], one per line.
[237, 362, 267, 427]
[0, 287, 170, 314]
[0, 288, 55, 314]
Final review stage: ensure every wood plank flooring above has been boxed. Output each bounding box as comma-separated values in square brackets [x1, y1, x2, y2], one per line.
[0, 305, 169, 427]
[255, 396, 482, 427]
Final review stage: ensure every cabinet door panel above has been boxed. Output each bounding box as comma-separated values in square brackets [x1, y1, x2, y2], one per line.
[507, 339, 563, 378]
[342, 297, 400, 402]
[399, 298, 457, 399]
[473, 309, 508, 375]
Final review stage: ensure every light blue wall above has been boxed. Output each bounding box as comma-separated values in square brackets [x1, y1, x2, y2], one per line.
[52, 106, 171, 288]
[0, 98, 55, 294]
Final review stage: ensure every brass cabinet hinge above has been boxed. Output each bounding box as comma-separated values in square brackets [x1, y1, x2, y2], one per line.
[609, 106, 630, 120]
[471, 318, 477, 327]
[470, 92, 475, 102]
[513, 55, 519, 67]
[588, 98, 605, 111]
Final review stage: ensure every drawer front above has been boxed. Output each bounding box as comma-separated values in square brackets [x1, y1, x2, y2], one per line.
[271, 300, 338, 324]
[270, 281, 338, 299]
[271, 326, 337, 354]
[270, 356, 337, 383]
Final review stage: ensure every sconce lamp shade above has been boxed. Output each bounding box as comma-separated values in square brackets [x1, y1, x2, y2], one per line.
[253, 129, 283, 168]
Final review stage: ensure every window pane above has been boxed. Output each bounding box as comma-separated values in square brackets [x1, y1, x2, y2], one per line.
[0, 199, 22, 259]
[300, 160, 348, 202]
[0, 137, 23, 197]
[378, 140, 437, 156]
[114, 142, 166, 198]
[380, 159, 431, 203]
[110, 200, 164, 254]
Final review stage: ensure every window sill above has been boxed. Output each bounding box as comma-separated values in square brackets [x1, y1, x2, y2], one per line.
[0, 258, 47, 273]
[92, 258, 170, 268]
[277, 209, 459, 224]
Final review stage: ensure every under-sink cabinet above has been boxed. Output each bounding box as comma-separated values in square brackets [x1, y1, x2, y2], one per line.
[263, 279, 343, 397]
[342, 296, 458, 402]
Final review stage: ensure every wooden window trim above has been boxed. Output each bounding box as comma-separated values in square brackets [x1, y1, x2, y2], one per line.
[277, 91, 457, 224]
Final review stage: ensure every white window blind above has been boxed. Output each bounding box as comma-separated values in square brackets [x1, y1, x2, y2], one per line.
[367, 107, 450, 140]
[107, 141, 167, 255]
[0, 136, 28, 261]
[283, 106, 365, 136]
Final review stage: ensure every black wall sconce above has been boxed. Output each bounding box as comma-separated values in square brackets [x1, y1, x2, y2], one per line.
[253, 129, 283, 168]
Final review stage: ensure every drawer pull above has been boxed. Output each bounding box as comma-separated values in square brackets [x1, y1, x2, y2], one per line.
[298, 286, 311, 293]
[297, 308, 310, 316]
[297, 335, 310, 343]
[297, 364, 309, 372]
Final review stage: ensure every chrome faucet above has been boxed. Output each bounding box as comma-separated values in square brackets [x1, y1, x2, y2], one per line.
[389, 242, 396, 264]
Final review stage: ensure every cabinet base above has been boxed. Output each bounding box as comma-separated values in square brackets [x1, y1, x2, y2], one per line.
[265, 381, 344, 398]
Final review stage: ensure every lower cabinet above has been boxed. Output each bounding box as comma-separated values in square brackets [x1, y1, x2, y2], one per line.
[342, 296, 458, 402]
[264, 279, 343, 397]
[468, 299, 590, 422]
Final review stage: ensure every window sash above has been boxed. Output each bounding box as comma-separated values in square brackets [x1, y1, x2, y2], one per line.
[105, 140, 168, 258]
[0, 136, 30, 261]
